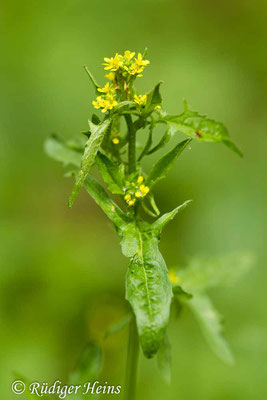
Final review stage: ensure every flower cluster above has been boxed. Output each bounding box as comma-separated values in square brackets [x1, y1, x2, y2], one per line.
[103, 51, 150, 78]
[124, 176, 150, 206]
[92, 82, 118, 113]
[92, 50, 150, 114]
[134, 94, 147, 106]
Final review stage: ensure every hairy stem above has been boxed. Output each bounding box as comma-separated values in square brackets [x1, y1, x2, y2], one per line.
[125, 114, 136, 174]
[124, 316, 139, 400]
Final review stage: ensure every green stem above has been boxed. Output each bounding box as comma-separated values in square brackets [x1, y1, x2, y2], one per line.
[125, 114, 136, 174]
[124, 316, 139, 400]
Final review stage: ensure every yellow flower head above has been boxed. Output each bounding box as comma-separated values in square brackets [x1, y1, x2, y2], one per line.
[92, 95, 104, 109]
[105, 72, 115, 81]
[97, 82, 112, 94]
[168, 270, 181, 284]
[128, 199, 136, 206]
[137, 176, 144, 184]
[101, 95, 118, 113]
[140, 184, 150, 197]
[124, 192, 136, 206]
[112, 138, 119, 144]
[134, 94, 147, 106]
[135, 53, 150, 68]
[92, 94, 117, 113]
[124, 50, 135, 61]
[103, 53, 123, 71]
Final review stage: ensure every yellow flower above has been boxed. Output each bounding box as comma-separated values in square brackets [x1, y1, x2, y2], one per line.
[97, 82, 112, 94]
[92, 96, 104, 109]
[105, 72, 115, 81]
[100, 95, 118, 113]
[135, 53, 150, 68]
[103, 53, 123, 71]
[92, 94, 117, 113]
[112, 138, 119, 144]
[128, 199, 136, 206]
[137, 176, 144, 184]
[124, 193, 136, 206]
[124, 50, 135, 61]
[134, 94, 147, 106]
[168, 270, 181, 284]
[155, 105, 162, 110]
[124, 63, 143, 76]
[140, 184, 149, 196]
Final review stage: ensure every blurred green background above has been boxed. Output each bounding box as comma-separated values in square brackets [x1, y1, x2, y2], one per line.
[1, 0, 267, 398]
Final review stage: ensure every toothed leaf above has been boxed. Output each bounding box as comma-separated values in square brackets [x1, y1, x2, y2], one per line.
[161, 102, 242, 156]
[69, 118, 111, 207]
[121, 223, 172, 358]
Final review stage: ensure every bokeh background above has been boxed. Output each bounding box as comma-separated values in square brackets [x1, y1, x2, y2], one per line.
[1, 0, 267, 398]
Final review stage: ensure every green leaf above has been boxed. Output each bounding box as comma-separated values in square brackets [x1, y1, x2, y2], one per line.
[69, 118, 111, 207]
[144, 82, 162, 114]
[84, 174, 129, 228]
[186, 294, 234, 364]
[69, 341, 102, 384]
[44, 135, 82, 168]
[104, 314, 131, 338]
[179, 252, 255, 293]
[92, 113, 101, 125]
[95, 152, 124, 194]
[146, 139, 192, 187]
[147, 126, 175, 155]
[161, 102, 242, 157]
[149, 200, 192, 236]
[121, 223, 173, 358]
[157, 333, 172, 384]
[84, 65, 100, 94]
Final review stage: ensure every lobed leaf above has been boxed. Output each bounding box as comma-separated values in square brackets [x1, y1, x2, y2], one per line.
[146, 138, 192, 187]
[160, 102, 242, 157]
[69, 118, 111, 207]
